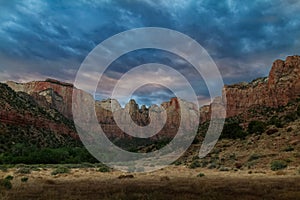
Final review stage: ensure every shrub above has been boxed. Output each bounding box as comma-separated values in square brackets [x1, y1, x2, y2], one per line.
[270, 160, 287, 171]
[197, 173, 205, 177]
[221, 120, 246, 139]
[189, 160, 201, 169]
[219, 167, 229, 172]
[284, 112, 298, 123]
[229, 153, 236, 160]
[247, 161, 257, 169]
[0, 178, 12, 189]
[51, 167, 70, 175]
[5, 175, 14, 181]
[248, 121, 266, 135]
[268, 116, 283, 128]
[173, 161, 182, 166]
[21, 177, 28, 182]
[248, 154, 261, 162]
[16, 167, 31, 174]
[200, 160, 209, 168]
[207, 162, 217, 169]
[283, 146, 294, 152]
[98, 166, 110, 173]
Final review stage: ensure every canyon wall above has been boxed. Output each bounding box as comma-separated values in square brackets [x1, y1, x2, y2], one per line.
[224, 55, 300, 118]
[4, 55, 300, 138]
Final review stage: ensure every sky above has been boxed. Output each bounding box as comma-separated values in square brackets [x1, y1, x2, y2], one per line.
[0, 0, 300, 106]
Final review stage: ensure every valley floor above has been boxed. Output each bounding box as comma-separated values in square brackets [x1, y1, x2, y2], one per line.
[1, 166, 300, 200]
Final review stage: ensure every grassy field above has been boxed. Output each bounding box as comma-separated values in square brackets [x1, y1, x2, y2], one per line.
[1, 166, 300, 200]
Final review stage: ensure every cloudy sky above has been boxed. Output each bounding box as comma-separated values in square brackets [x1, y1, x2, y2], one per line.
[0, 0, 299, 106]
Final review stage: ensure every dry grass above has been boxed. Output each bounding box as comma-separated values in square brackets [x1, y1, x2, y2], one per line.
[0, 166, 300, 200]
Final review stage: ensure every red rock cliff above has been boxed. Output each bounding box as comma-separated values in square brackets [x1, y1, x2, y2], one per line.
[212, 55, 300, 120]
[6, 79, 78, 119]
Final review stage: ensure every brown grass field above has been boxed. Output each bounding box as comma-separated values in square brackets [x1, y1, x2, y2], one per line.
[1, 166, 300, 200]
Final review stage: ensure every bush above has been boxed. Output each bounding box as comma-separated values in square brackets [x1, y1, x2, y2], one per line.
[219, 167, 229, 172]
[51, 167, 70, 175]
[5, 175, 13, 181]
[229, 153, 236, 160]
[0, 178, 12, 189]
[271, 160, 287, 171]
[98, 166, 110, 172]
[221, 120, 246, 139]
[248, 154, 261, 162]
[207, 162, 217, 169]
[247, 161, 257, 169]
[197, 173, 205, 177]
[189, 160, 201, 169]
[21, 177, 28, 182]
[16, 167, 31, 174]
[173, 161, 182, 166]
[284, 112, 298, 123]
[200, 160, 209, 168]
[283, 146, 294, 152]
[268, 116, 283, 128]
[248, 121, 266, 135]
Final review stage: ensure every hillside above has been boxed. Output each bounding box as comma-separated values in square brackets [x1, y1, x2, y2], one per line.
[0, 83, 98, 164]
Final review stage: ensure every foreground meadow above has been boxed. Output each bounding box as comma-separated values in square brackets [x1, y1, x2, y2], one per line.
[1, 165, 300, 200]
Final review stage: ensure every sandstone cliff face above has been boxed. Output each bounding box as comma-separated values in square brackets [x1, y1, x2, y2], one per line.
[6, 78, 199, 139]
[6, 79, 76, 119]
[96, 97, 198, 139]
[5, 55, 300, 138]
[223, 55, 300, 118]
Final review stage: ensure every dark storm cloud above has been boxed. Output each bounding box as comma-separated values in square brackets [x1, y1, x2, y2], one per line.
[0, 0, 299, 105]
